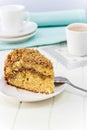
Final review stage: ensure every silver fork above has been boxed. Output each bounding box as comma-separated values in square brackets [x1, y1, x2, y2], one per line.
[54, 76, 87, 92]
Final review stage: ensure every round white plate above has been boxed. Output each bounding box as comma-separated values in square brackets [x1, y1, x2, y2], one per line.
[0, 31, 36, 43]
[0, 21, 37, 38]
[0, 77, 65, 102]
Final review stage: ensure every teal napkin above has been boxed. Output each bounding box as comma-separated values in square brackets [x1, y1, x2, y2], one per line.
[31, 9, 86, 27]
[0, 9, 86, 50]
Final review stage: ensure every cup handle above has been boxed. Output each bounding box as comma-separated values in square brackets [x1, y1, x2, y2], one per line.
[24, 11, 30, 22]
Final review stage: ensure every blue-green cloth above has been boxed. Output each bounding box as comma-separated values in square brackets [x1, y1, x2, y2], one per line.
[0, 9, 86, 50]
[30, 9, 87, 27]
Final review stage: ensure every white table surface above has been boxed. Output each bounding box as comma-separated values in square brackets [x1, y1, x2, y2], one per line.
[0, 46, 87, 130]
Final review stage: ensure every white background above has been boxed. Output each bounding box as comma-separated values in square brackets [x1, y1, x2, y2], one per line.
[0, 0, 87, 12]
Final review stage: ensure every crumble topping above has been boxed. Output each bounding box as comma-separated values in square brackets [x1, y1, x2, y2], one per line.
[5, 48, 53, 69]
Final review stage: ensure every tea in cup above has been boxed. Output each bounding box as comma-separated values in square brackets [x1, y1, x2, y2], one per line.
[66, 23, 87, 56]
[0, 5, 30, 35]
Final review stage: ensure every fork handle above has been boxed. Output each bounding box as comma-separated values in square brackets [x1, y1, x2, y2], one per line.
[67, 81, 87, 92]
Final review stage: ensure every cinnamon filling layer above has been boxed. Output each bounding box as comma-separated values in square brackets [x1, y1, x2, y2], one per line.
[7, 67, 52, 80]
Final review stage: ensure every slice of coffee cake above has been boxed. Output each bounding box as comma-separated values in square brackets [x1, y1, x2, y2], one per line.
[4, 48, 54, 94]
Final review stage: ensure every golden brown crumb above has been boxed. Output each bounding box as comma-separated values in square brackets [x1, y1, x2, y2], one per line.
[4, 48, 54, 94]
[5, 48, 53, 68]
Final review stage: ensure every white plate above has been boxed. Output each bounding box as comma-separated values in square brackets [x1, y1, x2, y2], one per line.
[0, 21, 37, 38]
[0, 77, 65, 102]
[0, 31, 36, 43]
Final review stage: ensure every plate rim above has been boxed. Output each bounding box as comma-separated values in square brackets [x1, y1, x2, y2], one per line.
[0, 31, 37, 43]
[0, 76, 66, 102]
[0, 21, 37, 38]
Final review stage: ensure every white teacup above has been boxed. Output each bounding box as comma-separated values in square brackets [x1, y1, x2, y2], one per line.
[0, 5, 30, 35]
[66, 23, 87, 56]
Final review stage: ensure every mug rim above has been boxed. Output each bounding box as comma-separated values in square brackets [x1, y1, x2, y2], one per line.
[66, 23, 87, 33]
[0, 4, 25, 11]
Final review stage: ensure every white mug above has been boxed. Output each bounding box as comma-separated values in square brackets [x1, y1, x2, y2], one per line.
[66, 23, 87, 56]
[0, 5, 30, 35]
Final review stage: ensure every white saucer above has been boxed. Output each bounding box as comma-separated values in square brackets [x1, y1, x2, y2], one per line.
[0, 21, 37, 38]
[0, 76, 65, 102]
[0, 31, 36, 43]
